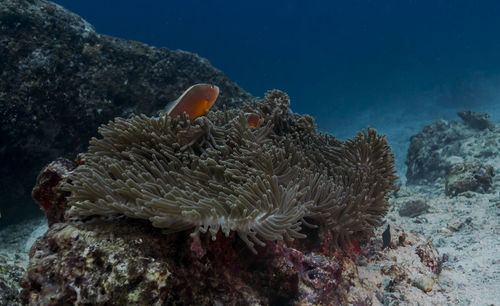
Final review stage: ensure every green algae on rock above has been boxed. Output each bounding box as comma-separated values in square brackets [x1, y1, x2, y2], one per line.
[64, 90, 397, 253]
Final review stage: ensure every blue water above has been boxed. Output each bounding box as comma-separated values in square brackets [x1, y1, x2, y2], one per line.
[53, 0, 500, 168]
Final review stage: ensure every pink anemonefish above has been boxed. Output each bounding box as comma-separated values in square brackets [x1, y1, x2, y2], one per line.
[166, 84, 220, 120]
[246, 113, 264, 128]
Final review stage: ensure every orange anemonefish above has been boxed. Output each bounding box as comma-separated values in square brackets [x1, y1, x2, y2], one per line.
[166, 84, 220, 120]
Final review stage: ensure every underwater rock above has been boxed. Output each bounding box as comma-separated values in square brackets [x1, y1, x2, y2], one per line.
[445, 162, 495, 196]
[457, 110, 494, 131]
[20, 218, 374, 305]
[405, 113, 499, 185]
[0, 0, 252, 227]
[398, 199, 429, 218]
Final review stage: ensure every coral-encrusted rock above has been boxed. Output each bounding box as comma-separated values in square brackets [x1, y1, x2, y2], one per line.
[0, 0, 253, 227]
[32, 158, 76, 226]
[445, 162, 495, 196]
[406, 113, 499, 185]
[20, 218, 370, 305]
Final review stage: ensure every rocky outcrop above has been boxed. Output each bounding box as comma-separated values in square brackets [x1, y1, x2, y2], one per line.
[405, 111, 498, 186]
[0, 0, 253, 227]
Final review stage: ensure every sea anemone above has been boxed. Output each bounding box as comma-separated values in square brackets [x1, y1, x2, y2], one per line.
[64, 90, 396, 253]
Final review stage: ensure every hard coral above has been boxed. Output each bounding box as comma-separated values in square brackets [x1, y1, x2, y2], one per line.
[64, 90, 396, 253]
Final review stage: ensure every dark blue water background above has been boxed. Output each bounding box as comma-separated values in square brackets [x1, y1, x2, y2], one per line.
[52, 0, 500, 162]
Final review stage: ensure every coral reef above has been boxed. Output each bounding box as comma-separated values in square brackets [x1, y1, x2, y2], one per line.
[18, 105, 498, 304]
[64, 90, 397, 253]
[19, 89, 402, 304]
[406, 111, 499, 185]
[0, 0, 252, 227]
